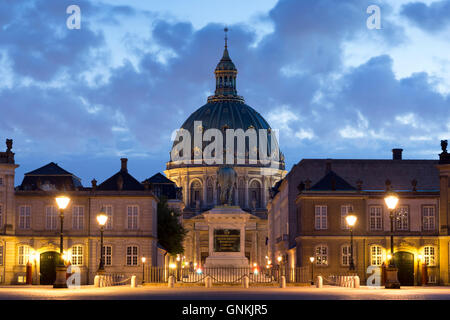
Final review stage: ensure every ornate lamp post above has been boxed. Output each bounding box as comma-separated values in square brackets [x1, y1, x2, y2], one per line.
[384, 191, 401, 288]
[54, 196, 70, 288]
[345, 214, 357, 271]
[96, 212, 108, 273]
[277, 255, 283, 278]
[309, 256, 315, 285]
[141, 257, 146, 284]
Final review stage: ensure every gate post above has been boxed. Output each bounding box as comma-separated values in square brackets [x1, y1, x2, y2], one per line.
[279, 276, 286, 288]
[168, 275, 175, 288]
[354, 276, 360, 288]
[131, 275, 137, 288]
[205, 276, 212, 288]
[316, 276, 323, 288]
[242, 275, 249, 288]
[94, 275, 100, 287]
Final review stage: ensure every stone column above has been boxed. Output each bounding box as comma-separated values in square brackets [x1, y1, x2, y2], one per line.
[202, 175, 207, 207]
[244, 176, 249, 208]
[240, 224, 246, 255]
[262, 176, 267, 207]
[212, 176, 217, 206]
[208, 225, 214, 256]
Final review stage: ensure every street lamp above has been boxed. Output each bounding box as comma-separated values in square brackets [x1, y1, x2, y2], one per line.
[96, 212, 108, 273]
[53, 195, 70, 288]
[309, 256, 315, 285]
[141, 257, 146, 285]
[384, 191, 400, 289]
[345, 214, 357, 271]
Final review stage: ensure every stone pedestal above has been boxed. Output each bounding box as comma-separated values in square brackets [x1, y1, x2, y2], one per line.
[203, 206, 250, 267]
[53, 265, 68, 288]
[385, 267, 401, 289]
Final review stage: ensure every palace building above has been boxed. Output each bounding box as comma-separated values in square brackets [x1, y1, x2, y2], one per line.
[268, 144, 450, 285]
[0, 142, 160, 285]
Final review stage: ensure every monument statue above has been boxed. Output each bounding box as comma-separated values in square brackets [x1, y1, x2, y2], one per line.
[217, 165, 237, 206]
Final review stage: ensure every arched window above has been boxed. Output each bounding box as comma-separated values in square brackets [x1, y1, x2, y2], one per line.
[224, 76, 228, 86]
[190, 180, 202, 208]
[219, 77, 223, 87]
[249, 180, 261, 209]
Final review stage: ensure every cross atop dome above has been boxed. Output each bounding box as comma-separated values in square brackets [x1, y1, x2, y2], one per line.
[214, 28, 238, 98]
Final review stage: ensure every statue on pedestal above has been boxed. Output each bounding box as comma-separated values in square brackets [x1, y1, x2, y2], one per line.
[217, 165, 237, 206]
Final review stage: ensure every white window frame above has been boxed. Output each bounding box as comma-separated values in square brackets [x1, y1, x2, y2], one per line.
[103, 205, 113, 230]
[126, 245, 138, 266]
[45, 206, 58, 230]
[71, 245, 83, 266]
[314, 205, 327, 230]
[422, 206, 436, 231]
[72, 206, 84, 230]
[0, 203, 3, 227]
[127, 205, 139, 230]
[0, 245, 3, 266]
[396, 206, 409, 231]
[18, 245, 31, 265]
[369, 206, 383, 231]
[19, 205, 31, 229]
[341, 244, 355, 266]
[103, 245, 112, 266]
[423, 246, 436, 266]
[341, 205, 353, 230]
[314, 245, 328, 266]
[370, 245, 383, 266]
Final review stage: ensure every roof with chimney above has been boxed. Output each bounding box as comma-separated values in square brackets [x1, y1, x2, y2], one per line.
[18, 162, 83, 191]
[97, 158, 144, 191]
[290, 158, 439, 192]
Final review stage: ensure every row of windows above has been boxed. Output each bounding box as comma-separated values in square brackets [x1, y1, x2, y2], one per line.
[312, 244, 436, 267]
[13, 245, 141, 267]
[16, 205, 140, 231]
[314, 205, 436, 231]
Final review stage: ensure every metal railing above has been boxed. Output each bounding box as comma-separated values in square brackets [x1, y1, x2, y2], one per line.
[96, 273, 132, 287]
[144, 266, 310, 284]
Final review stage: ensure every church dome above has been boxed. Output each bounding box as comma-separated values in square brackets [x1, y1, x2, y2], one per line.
[169, 31, 284, 170]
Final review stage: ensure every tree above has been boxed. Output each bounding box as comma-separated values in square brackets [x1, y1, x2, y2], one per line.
[157, 196, 186, 255]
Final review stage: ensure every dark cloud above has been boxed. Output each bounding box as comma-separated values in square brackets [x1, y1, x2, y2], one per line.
[401, 0, 450, 32]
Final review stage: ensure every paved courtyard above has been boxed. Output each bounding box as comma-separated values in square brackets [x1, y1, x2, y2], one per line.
[0, 285, 449, 300]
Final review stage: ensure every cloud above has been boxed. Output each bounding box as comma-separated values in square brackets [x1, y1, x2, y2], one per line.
[401, 0, 450, 32]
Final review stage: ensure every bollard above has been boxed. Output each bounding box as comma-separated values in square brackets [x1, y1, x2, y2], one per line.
[350, 276, 354, 288]
[131, 275, 137, 288]
[168, 275, 175, 288]
[354, 276, 360, 288]
[316, 276, 323, 288]
[242, 275, 249, 288]
[205, 276, 212, 288]
[94, 275, 100, 287]
[279, 276, 286, 288]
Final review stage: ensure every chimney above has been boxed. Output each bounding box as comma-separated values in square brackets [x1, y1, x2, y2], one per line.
[392, 148, 403, 160]
[121, 158, 128, 172]
[91, 179, 97, 190]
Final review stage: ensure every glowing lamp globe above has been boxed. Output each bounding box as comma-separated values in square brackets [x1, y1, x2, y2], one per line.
[309, 257, 315, 263]
[55, 196, 70, 210]
[345, 215, 357, 227]
[96, 213, 108, 226]
[384, 192, 399, 210]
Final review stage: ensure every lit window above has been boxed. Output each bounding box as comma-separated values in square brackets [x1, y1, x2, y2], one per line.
[71, 245, 83, 266]
[396, 206, 409, 231]
[0, 204, 3, 226]
[424, 246, 436, 266]
[370, 245, 382, 266]
[314, 206, 327, 230]
[19, 206, 31, 229]
[126, 246, 138, 266]
[72, 206, 84, 230]
[46, 206, 57, 230]
[369, 206, 383, 231]
[0, 245, 3, 266]
[314, 245, 328, 265]
[103, 245, 112, 266]
[422, 206, 436, 231]
[127, 206, 138, 230]
[341, 205, 353, 230]
[18, 245, 31, 265]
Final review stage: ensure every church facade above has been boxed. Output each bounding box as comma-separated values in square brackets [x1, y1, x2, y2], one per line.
[165, 37, 286, 267]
